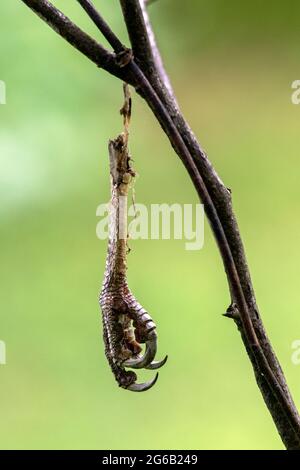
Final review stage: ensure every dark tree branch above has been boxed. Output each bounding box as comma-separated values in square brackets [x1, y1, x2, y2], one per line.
[121, 0, 175, 100]
[20, 0, 133, 83]
[139, 0, 174, 96]
[120, 0, 300, 448]
[76, 0, 124, 53]
[19, 0, 300, 449]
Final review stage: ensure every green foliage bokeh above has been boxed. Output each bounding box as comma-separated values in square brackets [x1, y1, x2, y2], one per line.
[1, 0, 300, 449]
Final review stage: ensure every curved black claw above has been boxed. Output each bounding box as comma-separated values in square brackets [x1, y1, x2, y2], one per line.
[146, 354, 168, 370]
[126, 373, 159, 392]
[123, 333, 157, 369]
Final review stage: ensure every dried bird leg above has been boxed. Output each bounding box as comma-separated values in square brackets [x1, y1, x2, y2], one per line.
[99, 85, 167, 391]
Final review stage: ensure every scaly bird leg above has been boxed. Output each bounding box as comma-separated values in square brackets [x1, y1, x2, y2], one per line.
[99, 85, 167, 391]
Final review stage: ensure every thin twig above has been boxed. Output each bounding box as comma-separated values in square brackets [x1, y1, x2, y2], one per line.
[76, 0, 124, 53]
[20, 0, 132, 83]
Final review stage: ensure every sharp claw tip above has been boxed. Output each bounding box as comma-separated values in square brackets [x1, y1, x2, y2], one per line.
[146, 354, 168, 370]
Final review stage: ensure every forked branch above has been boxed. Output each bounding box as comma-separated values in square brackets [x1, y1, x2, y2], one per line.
[20, 0, 300, 449]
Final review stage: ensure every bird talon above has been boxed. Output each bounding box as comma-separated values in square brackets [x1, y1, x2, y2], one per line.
[125, 373, 159, 392]
[122, 335, 157, 369]
[99, 88, 167, 392]
[146, 355, 168, 370]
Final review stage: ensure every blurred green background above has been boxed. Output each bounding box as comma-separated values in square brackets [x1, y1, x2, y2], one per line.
[1, 0, 300, 450]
